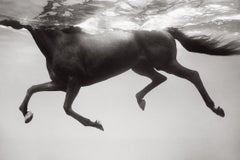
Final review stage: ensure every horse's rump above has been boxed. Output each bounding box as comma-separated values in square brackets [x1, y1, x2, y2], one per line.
[133, 30, 177, 68]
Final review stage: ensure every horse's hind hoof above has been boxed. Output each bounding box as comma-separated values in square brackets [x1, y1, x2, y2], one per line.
[214, 107, 225, 117]
[94, 120, 104, 131]
[24, 111, 33, 123]
[137, 99, 146, 111]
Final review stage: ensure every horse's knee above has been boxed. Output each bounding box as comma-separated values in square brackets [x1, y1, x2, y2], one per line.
[64, 107, 72, 115]
[26, 85, 37, 96]
[26, 87, 32, 96]
[156, 75, 167, 82]
[151, 74, 167, 85]
[191, 70, 199, 78]
[188, 70, 201, 82]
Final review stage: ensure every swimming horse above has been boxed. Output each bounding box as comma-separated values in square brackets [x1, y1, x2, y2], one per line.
[0, 19, 239, 131]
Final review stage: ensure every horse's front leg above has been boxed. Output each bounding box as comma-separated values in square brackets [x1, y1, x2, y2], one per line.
[19, 81, 60, 123]
[63, 77, 104, 131]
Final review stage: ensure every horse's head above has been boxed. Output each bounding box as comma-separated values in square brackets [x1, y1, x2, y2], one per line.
[0, 19, 24, 29]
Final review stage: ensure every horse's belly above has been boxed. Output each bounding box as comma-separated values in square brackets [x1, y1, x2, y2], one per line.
[81, 53, 139, 86]
[81, 68, 129, 86]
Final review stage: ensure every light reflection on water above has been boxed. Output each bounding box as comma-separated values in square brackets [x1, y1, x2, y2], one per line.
[0, 0, 240, 35]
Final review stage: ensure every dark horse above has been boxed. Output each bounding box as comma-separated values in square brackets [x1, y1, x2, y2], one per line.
[0, 20, 239, 131]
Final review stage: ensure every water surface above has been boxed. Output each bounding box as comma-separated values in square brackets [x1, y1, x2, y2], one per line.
[1, 0, 240, 33]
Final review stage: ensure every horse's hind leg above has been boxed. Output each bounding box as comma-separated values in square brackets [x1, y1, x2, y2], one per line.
[163, 60, 225, 117]
[63, 77, 104, 131]
[132, 64, 167, 110]
[19, 81, 60, 123]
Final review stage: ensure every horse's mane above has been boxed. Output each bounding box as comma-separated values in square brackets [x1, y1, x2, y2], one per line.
[61, 26, 82, 33]
[36, 25, 82, 33]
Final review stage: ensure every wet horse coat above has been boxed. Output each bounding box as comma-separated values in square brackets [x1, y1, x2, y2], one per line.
[23, 27, 177, 130]
[1, 20, 237, 130]
[31, 28, 175, 86]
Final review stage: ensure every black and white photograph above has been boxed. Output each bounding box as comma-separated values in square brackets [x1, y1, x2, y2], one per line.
[0, 0, 240, 160]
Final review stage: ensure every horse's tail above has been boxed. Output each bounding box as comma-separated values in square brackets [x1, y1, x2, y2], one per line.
[167, 27, 239, 56]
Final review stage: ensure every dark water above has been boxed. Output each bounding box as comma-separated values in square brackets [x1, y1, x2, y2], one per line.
[0, 0, 240, 35]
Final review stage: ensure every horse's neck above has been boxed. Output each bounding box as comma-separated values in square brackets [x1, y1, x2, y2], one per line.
[27, 28, 59, 60]
[0, 19, 63, 61]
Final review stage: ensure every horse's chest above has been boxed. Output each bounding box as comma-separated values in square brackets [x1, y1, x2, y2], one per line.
[46, 56, 85, 84]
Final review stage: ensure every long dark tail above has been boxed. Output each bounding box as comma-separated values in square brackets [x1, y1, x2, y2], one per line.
[167, 27, 239, 56]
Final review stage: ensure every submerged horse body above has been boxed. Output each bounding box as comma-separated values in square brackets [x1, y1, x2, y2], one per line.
[0, 19, 238, 131]
[30, 27, 175, 87]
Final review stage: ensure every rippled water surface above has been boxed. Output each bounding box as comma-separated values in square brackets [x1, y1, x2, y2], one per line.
[0, 0, 240, 34]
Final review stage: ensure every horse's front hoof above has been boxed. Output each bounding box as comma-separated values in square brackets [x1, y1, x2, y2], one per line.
[94, 120, 104, 131]
[213, 107, 225, 117]
[137, 99, 146, 111]
[24, 111, 33, 123]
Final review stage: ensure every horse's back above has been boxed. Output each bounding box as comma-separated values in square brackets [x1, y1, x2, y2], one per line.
[134, 30, 176, 51]
[79, 31, 136, 52]
[75, 30, 140, 66]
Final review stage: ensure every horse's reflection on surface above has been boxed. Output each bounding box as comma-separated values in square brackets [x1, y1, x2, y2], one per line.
[1, 19, 238, 131]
